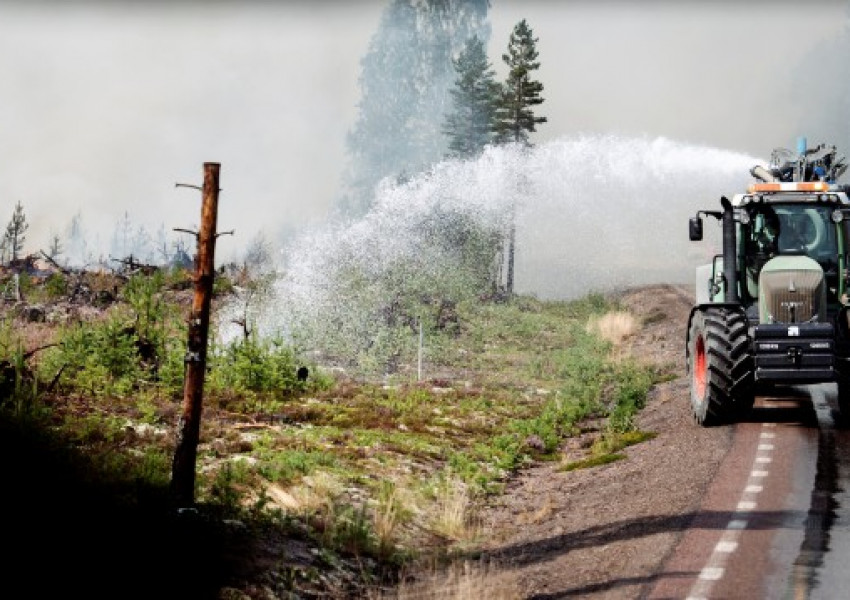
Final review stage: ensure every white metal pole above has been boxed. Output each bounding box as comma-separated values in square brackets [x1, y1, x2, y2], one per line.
[418, 316, 423, 381]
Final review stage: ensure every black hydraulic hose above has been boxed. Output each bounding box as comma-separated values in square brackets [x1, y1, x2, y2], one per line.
[721, 196, 738, 303]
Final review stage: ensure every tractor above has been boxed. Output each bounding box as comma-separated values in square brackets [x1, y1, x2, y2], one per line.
[686, 139, 850, 425]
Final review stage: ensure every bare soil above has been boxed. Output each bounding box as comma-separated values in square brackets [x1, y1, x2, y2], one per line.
[471, 284, 736, 599]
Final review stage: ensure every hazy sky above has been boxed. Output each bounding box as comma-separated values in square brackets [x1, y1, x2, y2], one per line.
[1, 0, 847, 262]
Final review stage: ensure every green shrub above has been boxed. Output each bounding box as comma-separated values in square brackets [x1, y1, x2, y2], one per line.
[208, 336, 309, 396]
[44, 273, 68, 299]
[606, 362, 658, 434]
[42, 316, 143, 396]
[254, 447, 338, 485]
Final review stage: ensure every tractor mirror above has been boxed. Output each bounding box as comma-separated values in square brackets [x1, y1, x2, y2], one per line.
[689, 216, 703, 241]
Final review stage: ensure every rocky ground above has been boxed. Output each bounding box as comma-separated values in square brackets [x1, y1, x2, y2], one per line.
[465, 284, 736, 599]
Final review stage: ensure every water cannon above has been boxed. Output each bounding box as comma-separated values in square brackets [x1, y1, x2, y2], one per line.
[750, 165, 776, 183]
[766, 139, 847, 183]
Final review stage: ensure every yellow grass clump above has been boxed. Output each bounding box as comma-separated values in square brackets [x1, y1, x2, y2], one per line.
[427, 477, 478, 543]
[587, 310, 637, 347]
[374, 560, 522, 600]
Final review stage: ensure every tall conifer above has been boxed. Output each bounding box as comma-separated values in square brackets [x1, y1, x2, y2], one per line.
[3, 201, 28, 264]
[493, 19, 546, 146]
[444, 35, 499, 159]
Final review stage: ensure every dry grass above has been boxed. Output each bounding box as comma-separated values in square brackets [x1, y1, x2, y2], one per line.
[426, 477, 478, 543]
[289, 470, 345, 512]
[375, 492, 403, 552]
[374, 560, 523, 600]
[261, 470, 346, 514]
[587, 310, 637, 347]
[517, 492, 555, 526]
[374, 481, 417, 554]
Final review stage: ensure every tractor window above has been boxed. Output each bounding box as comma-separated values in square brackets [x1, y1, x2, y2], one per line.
[773, 204, 837, 260]
[741, 203, 840, 303]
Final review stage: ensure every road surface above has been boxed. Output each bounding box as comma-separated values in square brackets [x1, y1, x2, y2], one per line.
[648, 384, 850, 599]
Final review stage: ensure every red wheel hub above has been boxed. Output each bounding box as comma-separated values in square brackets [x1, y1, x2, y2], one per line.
[693, 335, 707, 398]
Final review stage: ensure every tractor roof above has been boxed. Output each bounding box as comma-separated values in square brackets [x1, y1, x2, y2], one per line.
[732, 180, 850, 208]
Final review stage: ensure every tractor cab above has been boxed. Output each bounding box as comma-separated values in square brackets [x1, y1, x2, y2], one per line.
[735, 189, 847, 320]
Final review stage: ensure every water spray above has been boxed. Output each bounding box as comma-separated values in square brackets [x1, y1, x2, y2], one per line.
[219, 134, 760, 373]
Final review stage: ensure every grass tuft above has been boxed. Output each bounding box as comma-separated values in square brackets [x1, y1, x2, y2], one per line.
[559, 452, 626, 472]
[587, 310, 637, 346]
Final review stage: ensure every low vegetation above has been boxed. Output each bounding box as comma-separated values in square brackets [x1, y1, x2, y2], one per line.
[0, 268, 670, 599]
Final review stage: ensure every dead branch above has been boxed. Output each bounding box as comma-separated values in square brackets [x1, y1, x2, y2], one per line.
[38, 251, 72, 275]
[173, 228, 198, 237]
[22, 343, 58, 361]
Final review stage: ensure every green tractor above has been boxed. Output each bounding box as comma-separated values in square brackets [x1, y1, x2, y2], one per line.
[687, 140, 850, 425]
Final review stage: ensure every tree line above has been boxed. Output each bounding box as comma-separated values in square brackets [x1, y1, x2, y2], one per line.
[445, 18, 546, 158]
[341, 0, 546, 217]
[0, 202, 194, 271]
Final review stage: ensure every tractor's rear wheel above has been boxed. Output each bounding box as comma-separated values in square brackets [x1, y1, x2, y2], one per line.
[687, 308, 754, 426]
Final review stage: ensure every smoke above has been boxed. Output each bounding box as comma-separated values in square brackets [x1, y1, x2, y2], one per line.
[0, 1, 847, 270]
[0, 1, 383, 264]
[789, 5, 850, 156]
[341, 0, 491, 216]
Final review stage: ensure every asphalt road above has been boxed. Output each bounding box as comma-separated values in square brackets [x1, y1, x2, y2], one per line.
[646, 384, 850, 600]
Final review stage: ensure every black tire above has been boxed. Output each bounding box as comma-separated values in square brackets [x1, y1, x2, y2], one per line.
[686, 308, 754, 426]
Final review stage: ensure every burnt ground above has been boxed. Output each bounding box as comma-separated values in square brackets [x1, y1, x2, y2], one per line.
[470, 284, 736, 599]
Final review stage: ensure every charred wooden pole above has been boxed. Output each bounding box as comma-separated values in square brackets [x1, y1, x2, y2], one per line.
[170, 162, 221, 507]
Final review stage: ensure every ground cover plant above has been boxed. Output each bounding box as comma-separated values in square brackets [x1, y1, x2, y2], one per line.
[0, 268, 669, 599]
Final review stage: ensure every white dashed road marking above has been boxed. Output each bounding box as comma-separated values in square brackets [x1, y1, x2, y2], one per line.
[686, 422, 775, 599]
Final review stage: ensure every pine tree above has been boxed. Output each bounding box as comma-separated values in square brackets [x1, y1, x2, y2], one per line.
[492, 20, 546, 297]
[3, 201, 28, 264]
[48, 233, 63, 261]
[444, 35, 500, 159]
[342, 0, 421, 217]
[493, 19, 546, 146]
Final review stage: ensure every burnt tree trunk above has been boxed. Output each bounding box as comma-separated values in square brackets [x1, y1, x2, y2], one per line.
[171, 162, 220, 507]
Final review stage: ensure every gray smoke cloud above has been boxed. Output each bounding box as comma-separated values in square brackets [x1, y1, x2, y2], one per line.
[0, 0, 847, 267]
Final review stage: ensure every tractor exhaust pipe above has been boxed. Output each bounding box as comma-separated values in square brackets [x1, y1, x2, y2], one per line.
[721, 196, 738, 303]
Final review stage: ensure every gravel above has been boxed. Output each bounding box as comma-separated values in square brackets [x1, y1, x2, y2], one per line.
[472, 284, 736, 599]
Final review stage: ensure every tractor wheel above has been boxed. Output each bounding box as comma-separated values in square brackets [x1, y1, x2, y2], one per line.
[686, 308, 754, 426]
